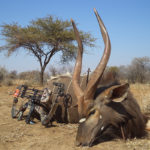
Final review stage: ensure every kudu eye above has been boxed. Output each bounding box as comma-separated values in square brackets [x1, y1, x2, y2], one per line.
[88, 110, 96, 116]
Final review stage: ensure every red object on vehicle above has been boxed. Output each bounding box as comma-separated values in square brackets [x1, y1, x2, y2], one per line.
[13, 89, 20, 98]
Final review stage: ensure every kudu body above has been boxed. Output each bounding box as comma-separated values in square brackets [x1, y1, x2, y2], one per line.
[71, 8, 149, 146]
[40, 74, 87, 125]
[38, 71, 119, 125]
[34, 8, 149, 146]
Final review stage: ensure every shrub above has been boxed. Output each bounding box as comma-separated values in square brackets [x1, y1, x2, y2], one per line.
[0, 66, 8, 82]
[3, 79, 13, 86]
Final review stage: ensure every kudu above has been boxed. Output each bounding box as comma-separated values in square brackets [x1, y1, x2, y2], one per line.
[71, 8, 150, 146]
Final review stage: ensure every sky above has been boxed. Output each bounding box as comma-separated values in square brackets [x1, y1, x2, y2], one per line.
[0, 0, 150, 73]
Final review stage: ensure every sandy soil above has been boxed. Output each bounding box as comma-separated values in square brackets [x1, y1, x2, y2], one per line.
[0, 86, 150, 150]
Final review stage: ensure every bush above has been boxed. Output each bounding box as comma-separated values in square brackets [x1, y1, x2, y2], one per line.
[3, 79, 13, 86]
[8, 70, 17, 79]
[0, 66, 8, 82]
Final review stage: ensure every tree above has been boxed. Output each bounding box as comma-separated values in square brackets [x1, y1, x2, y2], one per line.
[8, 70, 17, 79]
[49, 66, 58, 76]
[0, 16, 95, 85]
[117, 65, 128, 81]
[127, 57, 150, 83]
[108, 66, 119, 80]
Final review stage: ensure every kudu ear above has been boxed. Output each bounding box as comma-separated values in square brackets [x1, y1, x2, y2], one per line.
[107, 83, 129, 103]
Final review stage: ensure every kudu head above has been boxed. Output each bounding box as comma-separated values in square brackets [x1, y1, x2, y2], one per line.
[72, 9, 130, 146]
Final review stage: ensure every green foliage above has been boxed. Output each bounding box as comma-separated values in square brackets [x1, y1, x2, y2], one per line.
[0, 16, 95, 61]
[107, 66, 119, 79]
[108, 66, 119, 73]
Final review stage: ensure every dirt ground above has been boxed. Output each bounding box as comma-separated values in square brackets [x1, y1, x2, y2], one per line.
[0, 85, 150, 150]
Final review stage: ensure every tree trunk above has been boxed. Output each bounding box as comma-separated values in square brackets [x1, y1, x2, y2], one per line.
[40, 68, 45, 86]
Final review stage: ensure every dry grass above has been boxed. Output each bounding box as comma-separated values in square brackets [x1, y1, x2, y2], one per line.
[0, 84, 150, 150]
[130, 83, 150, 114]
